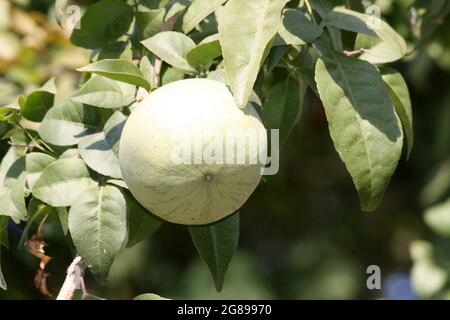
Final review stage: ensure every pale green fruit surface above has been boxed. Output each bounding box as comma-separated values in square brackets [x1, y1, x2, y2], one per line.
[119, 79, 267, 225]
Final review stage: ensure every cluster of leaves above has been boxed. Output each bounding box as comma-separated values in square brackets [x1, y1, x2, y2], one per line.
[401, 0, 450, 298]
[0, 0, 415, 296]
[411, 135, 450, 298]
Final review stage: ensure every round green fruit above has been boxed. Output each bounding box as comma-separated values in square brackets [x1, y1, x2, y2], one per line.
[119, 79, 267, 225]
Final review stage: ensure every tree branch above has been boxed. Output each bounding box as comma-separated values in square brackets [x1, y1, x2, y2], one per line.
[56, 256, 86, 300]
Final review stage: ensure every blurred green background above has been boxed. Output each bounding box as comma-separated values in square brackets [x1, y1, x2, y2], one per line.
[1, 0, 450, 300]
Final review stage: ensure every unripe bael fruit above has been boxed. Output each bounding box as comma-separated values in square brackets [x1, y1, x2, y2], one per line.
[119, 79, 267, 225]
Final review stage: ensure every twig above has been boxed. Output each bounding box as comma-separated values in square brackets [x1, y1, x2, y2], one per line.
[154, 59, 163, 88]
[304, 0, 317, 25]
[56, 256, 86, 300]
[410, 7, 419, 36]
[37, 214, 48, 236]
[132, 0, 139, 13]
[343, 48, 367, 57]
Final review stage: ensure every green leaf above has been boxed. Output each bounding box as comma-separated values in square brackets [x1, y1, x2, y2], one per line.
[161, 67, 186, 85]
[0, 153, 56, 223]
[133, 293, 169, 300]
[77, 59, 150, 91]
[70, 0, 134, 49]
[125, 192, 162, 248]
[381, 67, 414, 158]
[205, 69, 262, 106]
[32, 158, 94, 207]
[38, 99, 100, 146]
[21, 91, 54, 122]
[98, 41, 133, 61]
[41, 77, 57, 94]
[136, 8, 166, 39]
[72, 75, 136, 109]
[24, 153, 57, 191]
[310, 0, 333, 18]
[0, 216, 9, 249]
[355, 33, 407, 65]
[189, 212, 239, 291]
[140, 56, 158, 90]
[3, 128, 23, 141]
[0, 247, 6, 290]
[9, 130, 27, 148]
[141, 31, 196, 72]
[315, 53, 403, 211]
[59, 148, 80, 159]
[266, 45, 290, 72]
[207, 68, 228, 83]
[79, 112, 126, 179]
[323, 8, 407, 64]
[263, 78, 304, 147]
[69, 185, 127, 284]
[424, 199, 450, 237]
[293, 48, 319, 94]
[57, 207, 69, 236]
[165, 0, 190, 21]
[107, 179, 128, 189]
[0, 106, 19, 124]
[0, 96, 24, 124]
[20, 78, 56, 122]
[322, 7, 379, 37]
[274, 8, 323, 46]
[182, 0, 227, 34]
[218, 0, 287, 108]
[186, 34, 222, 68]
[0, 146, 27, 186]
[309, 0, 343, 51]
[0, 156, 28, 223]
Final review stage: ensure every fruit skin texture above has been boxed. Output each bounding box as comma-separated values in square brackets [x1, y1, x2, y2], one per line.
[119, 78, 267, 225]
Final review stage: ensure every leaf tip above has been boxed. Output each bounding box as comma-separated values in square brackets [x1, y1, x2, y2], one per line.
[360, 199, 380, 213]
[213, 277, 224, 292]
[406, 144, 413, 160]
